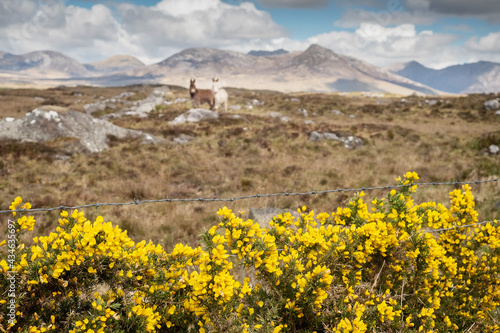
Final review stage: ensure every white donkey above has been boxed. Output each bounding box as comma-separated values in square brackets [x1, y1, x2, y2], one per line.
[212, 78, 228, 113]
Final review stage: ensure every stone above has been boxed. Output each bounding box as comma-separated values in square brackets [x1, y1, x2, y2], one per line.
[230, 105, 241, 110]
[269, 112, 290, 123]
[168, 108, 219, 125]
[173, 134, 194, 144]
[331, 110, 344, 116]
[484, 99, 500, 111]
[298, 108, 308, 117]
[309, 131, 323, 142]
[489, 144, 499, 155]
[309, 130, 364, 149]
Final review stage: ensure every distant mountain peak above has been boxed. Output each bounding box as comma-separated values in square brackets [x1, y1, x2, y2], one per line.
[247, 49, 289, 57]
[0, 50, 88, 76]
[86, 55, 145, 73]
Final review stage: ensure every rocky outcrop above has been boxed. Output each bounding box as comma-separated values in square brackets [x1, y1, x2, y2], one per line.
[0, 107, 164, 153]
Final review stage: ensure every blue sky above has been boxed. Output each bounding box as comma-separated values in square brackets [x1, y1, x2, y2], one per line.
[1, 0, 500, 69]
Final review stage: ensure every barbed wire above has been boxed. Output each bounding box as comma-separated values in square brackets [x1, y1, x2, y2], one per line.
[1, 178, 498, 215]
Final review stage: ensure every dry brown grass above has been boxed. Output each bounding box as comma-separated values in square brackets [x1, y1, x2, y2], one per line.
[0, 85, 499, 250]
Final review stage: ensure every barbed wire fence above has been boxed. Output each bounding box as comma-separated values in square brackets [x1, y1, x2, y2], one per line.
[2, 178, 499, 220]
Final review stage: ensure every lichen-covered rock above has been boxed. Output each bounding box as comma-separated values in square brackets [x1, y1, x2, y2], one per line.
[0, 108, 164, 153]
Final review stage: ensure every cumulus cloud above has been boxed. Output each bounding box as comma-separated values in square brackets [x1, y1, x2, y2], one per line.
[306, 23, 459, 68]
[466, 32, 500, 53]
[258, 0, 330, 8]
[0, 0, 289, 64]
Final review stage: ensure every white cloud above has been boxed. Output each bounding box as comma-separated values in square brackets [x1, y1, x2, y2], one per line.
[305, 23, 459, 68]
[0, 0, 288, 64]
[466, 32, 500, 53]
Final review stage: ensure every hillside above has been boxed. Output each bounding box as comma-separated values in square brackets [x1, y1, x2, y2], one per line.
[0, 84, 498, 248]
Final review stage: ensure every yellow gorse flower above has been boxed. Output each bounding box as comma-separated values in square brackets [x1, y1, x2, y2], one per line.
[4, 175, 500, 333]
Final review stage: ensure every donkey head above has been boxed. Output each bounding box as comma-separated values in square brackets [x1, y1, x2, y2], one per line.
[189, 78, 197, 96]
[212, 77, 220, 93]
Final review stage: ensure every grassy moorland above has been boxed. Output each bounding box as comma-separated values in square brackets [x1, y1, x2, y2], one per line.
[0, 84, 499, 249]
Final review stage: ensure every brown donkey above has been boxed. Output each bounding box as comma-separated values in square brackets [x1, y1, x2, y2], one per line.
[189, 79, 215, 110]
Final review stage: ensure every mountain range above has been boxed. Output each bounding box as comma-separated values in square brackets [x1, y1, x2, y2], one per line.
[0, 45, 498, 95]
[387, 60, 500, 94]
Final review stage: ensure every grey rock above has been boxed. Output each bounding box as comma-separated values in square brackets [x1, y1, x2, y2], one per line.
[331, 110, 344, 116]
[116, 91, 135, 99]
[323, 132, 340, 141]
[309, 131, 364, 149]
[309, 131, 323, 142]
[168, 108, 219, 125]
[251, 99, 264, 106]
[484, 99, 500, 111]
[269, 112, 290, 123]
[304, 120, 315, 125]
[290, 98, 300, 102]
[0, 108, 164, 153]
[489, 144, 499, 155]
[298, 108, 308, 117]
[84, 102, 107, 114]
[33, 97, 45, 102]
[173, 134, 194, 144]
[230, 105, 242, 110]
[349, 114, 356, 118]
[496, 111, 500, 116]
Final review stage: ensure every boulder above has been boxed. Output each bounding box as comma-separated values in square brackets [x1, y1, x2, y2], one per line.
[168, 109, 219, 125]
[0, 108, 164, 153]
[484, 99, 500, 111]
[309, 131, 323, 142]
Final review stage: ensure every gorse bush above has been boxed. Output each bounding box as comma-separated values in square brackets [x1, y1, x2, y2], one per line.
[1, 172, 500, 332]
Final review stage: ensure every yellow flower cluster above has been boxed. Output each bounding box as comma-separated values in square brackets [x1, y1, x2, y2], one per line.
[2, 172, 500, 333]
